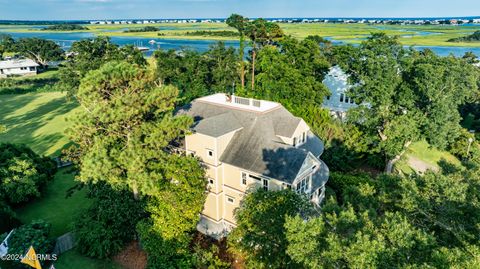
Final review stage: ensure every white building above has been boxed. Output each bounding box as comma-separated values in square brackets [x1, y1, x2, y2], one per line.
[322, 66, 358, 119]
[0, 59, 39, 78]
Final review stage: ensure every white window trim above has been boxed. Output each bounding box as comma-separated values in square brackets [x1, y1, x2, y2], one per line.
[241, 171, 248, 186]
[226, 195, 235, 204]
[263, 178, 269, 191]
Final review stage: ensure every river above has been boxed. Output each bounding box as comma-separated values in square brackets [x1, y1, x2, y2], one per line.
[1, 30, 479, 57]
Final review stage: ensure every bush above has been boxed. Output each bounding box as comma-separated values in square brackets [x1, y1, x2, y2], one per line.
[137, 220, 194, 269]
[74, 184, 146, 259]
[0, 143, 56, 205]
[0, 75, 59, 94]
[0, 201, 21, 234]
[192, 244, 230, 269]
[6, 220, 54, 269]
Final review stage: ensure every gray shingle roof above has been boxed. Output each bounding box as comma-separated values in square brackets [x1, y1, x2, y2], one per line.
[177, 97, 326, 184]
[312, 160, 330, 190]
[192, 112, 243, 138]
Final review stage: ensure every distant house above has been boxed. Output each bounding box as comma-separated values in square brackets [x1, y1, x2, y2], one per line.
[322, 66, 358, 119]
[0, 59, 39, 78]
[177, 93, 330, 239]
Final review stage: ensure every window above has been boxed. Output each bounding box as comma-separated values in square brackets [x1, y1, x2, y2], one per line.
[226, 196, 235, 204]
[241, 172, 247, 186]
[340, 93, 344, 102]
[295, 175, 311, 194]
[345, 96, 350, 103]
[263, 179, 269, 191]
[207, 149, 213, 158]
[326, 95, 330, 100]
[302, 132, 306, 143]
[293, 137, 297, 147]
[208, 178, 214, 185]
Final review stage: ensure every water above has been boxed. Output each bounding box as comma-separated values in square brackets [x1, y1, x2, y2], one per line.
[1, 31, 240, 57]
[1, 30, 479, 57]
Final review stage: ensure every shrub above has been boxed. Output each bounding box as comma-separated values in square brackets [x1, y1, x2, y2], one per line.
[74, 184, 146, 259]
[0, 143, 56, 205]
[0, 201, 21, 234]
[6, 220, 54, 269]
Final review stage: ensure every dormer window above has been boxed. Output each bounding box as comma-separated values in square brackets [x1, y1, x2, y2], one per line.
[207, 149, 214, 158]
[293, 132, 307, 147]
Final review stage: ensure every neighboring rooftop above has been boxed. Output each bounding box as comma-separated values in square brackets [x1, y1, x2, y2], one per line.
[0, 59, 39, 69]
[322, 65, 358, 113]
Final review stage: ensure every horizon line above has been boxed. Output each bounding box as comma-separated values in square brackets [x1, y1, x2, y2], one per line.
[1, 15, 480, 22]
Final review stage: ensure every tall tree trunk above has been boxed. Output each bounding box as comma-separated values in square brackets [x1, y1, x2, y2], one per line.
[251, 49, 256, 91]
[385, 141, 412, 174]
[239, 35, 245, 89]
[132, 182, 140, 200]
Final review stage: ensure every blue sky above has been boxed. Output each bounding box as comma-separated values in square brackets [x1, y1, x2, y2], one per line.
[1, 0, 479, 20]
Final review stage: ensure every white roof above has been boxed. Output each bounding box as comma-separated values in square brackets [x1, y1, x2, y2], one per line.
[196, 93, 280, 113]
[0, 59, 39, 69]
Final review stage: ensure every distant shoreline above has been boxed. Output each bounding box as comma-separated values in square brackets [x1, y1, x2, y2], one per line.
[1, 16, 480, 25]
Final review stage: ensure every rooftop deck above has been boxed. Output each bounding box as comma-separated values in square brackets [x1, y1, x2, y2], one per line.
[196, 93, 280, 113]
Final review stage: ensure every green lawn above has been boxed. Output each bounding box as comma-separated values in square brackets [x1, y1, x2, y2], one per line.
[395, 140, 461, 174]
[0, 69, 60, 94]
[15, 168, 91, 237]
[0, 92, 123, 268]
[0, 92, 79, 156]
[53, 249, 124, 269]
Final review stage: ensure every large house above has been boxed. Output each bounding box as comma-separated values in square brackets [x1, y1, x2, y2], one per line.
[0, 59, 39, 78]
[322, 66, 358, 119]
[177, 93, 329, 238]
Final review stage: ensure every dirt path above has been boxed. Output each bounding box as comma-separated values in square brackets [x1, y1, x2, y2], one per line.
[113, 241, 147, 269]
[407, 156, 438, 174]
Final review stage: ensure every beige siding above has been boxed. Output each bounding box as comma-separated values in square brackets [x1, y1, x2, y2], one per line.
[292, 119, 310, 139]
[187, 130, 300, 227]
[223, 187, 244, 224]
[186, 133, 217, 165]
[203, 193, 220, 221]
[223, 164, 245, 191]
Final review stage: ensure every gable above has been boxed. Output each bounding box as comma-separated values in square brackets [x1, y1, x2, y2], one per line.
[293, 152, 321, 184]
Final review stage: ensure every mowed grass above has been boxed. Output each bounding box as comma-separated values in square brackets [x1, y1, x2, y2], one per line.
[0, 69, 60, 94]
[54, 249, 124, 269]
[0, 92, 124, 268]
[15, 168, 91, 237]
[0, 92, 79, 156]
[395, 140, 461, 174]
